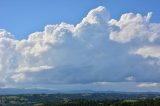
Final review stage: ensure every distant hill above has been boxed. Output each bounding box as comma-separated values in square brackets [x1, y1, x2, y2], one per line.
[0, 88, 160, 95]
[0, 88, 59, 95]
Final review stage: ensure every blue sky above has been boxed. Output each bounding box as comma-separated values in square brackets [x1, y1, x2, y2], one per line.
[0, 0, 160, 92]
[0, 0, 160, 39]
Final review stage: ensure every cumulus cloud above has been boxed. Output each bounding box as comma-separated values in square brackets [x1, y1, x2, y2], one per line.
[0, 6, 160, 89]
[108, 12, 160, 43]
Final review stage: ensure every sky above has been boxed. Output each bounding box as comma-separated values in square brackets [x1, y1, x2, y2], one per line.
[0, 0, 160, 92]
[0, 0, 160, 39]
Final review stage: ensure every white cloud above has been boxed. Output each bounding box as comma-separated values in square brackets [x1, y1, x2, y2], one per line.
[0, 6, 110, 87]
[92, 82, 108, 85]
[133, 46, 160, 59]
[125, 76, 135, 81]
[0, 6, 160, 89]
[137, 83, 159, 88]
[108, 12, 160, 43]
[16, 65, 53, 73]
[0, 29, 14, 39]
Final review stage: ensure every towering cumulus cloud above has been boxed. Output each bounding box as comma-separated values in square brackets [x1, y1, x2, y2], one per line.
[0, 6, 160, 89]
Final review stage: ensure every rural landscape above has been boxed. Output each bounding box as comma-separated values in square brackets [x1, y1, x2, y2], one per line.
[0, 92, 160, 106]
